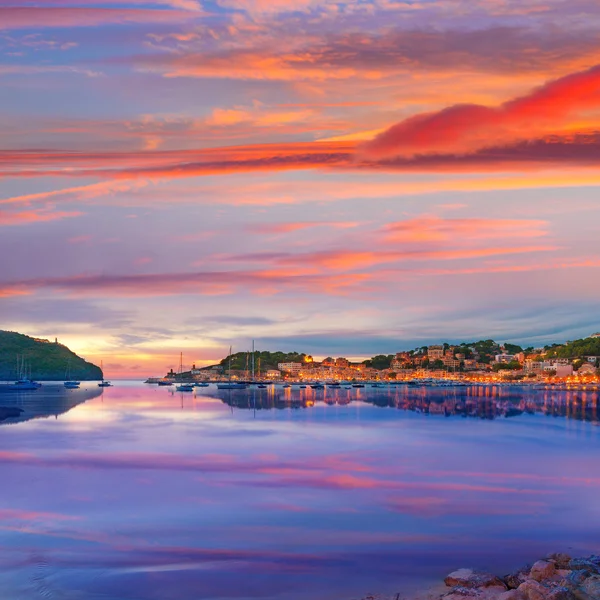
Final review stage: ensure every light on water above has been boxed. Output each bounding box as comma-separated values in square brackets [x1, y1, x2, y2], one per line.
[0, 382, 599, 600]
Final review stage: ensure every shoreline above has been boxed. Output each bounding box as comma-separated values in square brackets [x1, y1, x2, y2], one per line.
[359, 553, 600, 600]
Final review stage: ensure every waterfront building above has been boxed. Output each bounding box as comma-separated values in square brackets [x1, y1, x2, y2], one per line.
[278, 362, 302, 375]
[554, 365, 574, 377]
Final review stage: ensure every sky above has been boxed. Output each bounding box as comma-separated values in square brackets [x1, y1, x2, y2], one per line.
[1, 0, 600, 377]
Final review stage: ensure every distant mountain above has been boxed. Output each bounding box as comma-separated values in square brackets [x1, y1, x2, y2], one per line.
[0, 331, 102, 381]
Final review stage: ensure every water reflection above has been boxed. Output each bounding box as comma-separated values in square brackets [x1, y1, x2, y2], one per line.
[0, 383, 599, 600]
[0, 385, 103, 425]
[214, 384, 600, 423]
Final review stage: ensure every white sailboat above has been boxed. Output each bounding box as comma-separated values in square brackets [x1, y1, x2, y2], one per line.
[217, 346, 247, 390]
[98, 360, 112, 387]
[64, 359, 80, 389]
[176, 353, 194, 391]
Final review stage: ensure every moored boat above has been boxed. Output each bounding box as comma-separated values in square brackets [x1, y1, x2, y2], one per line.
[176, 383, 195, 392]
[0, 379, 42, 392]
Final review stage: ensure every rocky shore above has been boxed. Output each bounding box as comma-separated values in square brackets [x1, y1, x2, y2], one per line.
[358, 553, 600, 600]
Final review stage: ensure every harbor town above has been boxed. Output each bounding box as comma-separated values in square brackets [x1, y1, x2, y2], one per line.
[152, 335, 600, 389]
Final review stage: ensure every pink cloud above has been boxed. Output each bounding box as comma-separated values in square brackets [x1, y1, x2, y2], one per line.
[0, 7, 199, 29]
[0, 209, 81, 226]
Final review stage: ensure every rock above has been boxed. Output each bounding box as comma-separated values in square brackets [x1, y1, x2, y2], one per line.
[548, 555, 573, 570]
[498, 590, 526, 600]
[445, 587, 480, 597]
[445, 570, 507, 590]
[531, 562, 557, 582]
[518, 580, 549, 600]
[581, 575, 600, 599]
[505, 569, 530, 590]
[546, 587, 576, 600]
[569, 560, 600, 575]
[444, 587, 507, 600]
[565, 570, 592, 587]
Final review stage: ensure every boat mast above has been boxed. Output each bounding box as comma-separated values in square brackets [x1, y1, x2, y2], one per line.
[251, 340, 255, 382]
[228, 346, 232, 382]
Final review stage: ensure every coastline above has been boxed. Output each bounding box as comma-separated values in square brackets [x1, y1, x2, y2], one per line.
[356, 553, 600, 600]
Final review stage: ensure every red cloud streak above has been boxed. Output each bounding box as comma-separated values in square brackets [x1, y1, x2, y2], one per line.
[363, 64, 600, 158]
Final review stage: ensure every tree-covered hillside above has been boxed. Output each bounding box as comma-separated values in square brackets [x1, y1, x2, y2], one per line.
[0, 331, 102, 381]
[545, 337, 600, 359]
[218, 350, 308, 372]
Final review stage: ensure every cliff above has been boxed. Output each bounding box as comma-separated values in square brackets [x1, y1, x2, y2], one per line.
[0, 330, 102, 381]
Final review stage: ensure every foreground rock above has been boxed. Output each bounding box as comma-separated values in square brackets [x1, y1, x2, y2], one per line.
[355, 553, 600, 600]
[437, 554, 600, 600]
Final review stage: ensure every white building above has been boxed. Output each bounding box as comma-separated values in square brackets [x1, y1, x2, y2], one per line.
[277, 362, 302, 375]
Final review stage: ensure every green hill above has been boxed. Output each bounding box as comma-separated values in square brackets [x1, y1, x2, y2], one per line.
[0, 331, 102, 381]
[218, 350, 309, 373]
[544, 336, 600, 359]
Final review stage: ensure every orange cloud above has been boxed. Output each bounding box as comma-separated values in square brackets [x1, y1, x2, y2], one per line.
[283, 245, 558, 271]
[248, 221, 359, 234]
[384, 216, 548, 243]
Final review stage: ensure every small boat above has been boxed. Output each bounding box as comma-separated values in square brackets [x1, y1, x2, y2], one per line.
[310, 383, 324, 389]
[176, 384, 195, 392]
[194, 382, 209, 387]
[0, 379, 42, 392]
[258, 384, 267, 389]
[217, 382, 247, 390]
[158, 380, 174, 386]
[217, 345, 247, 390]
[300, 385, 307, 389]
[98, 360, 112, 387]
[352, 383, 365, 388]
[282, 384, 291, 388]
[64, 360, 80, 388]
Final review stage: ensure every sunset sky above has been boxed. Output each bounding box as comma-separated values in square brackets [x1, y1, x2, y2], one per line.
[1, 0, 600, 377]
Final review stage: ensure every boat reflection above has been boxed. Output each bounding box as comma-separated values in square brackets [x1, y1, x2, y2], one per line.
[214, 385, 600, 422]
[0, 385, 103, 426]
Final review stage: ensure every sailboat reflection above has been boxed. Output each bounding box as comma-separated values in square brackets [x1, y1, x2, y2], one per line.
[0, 385, 103, 426]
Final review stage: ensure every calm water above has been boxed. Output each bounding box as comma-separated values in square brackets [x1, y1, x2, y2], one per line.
[1, 382, 599, 600]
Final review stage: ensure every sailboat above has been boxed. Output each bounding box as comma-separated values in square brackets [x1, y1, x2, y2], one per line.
[176, 352, 195, 391]
[98, 360, 112, 387]
[0, 356, 42, 392]
[217, 346, 247, 390]
[64, 359, 80, 389]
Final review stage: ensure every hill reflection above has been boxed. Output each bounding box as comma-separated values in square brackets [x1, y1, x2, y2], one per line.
[0, 385, 103, 426]
[214, 385, 600, 422]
